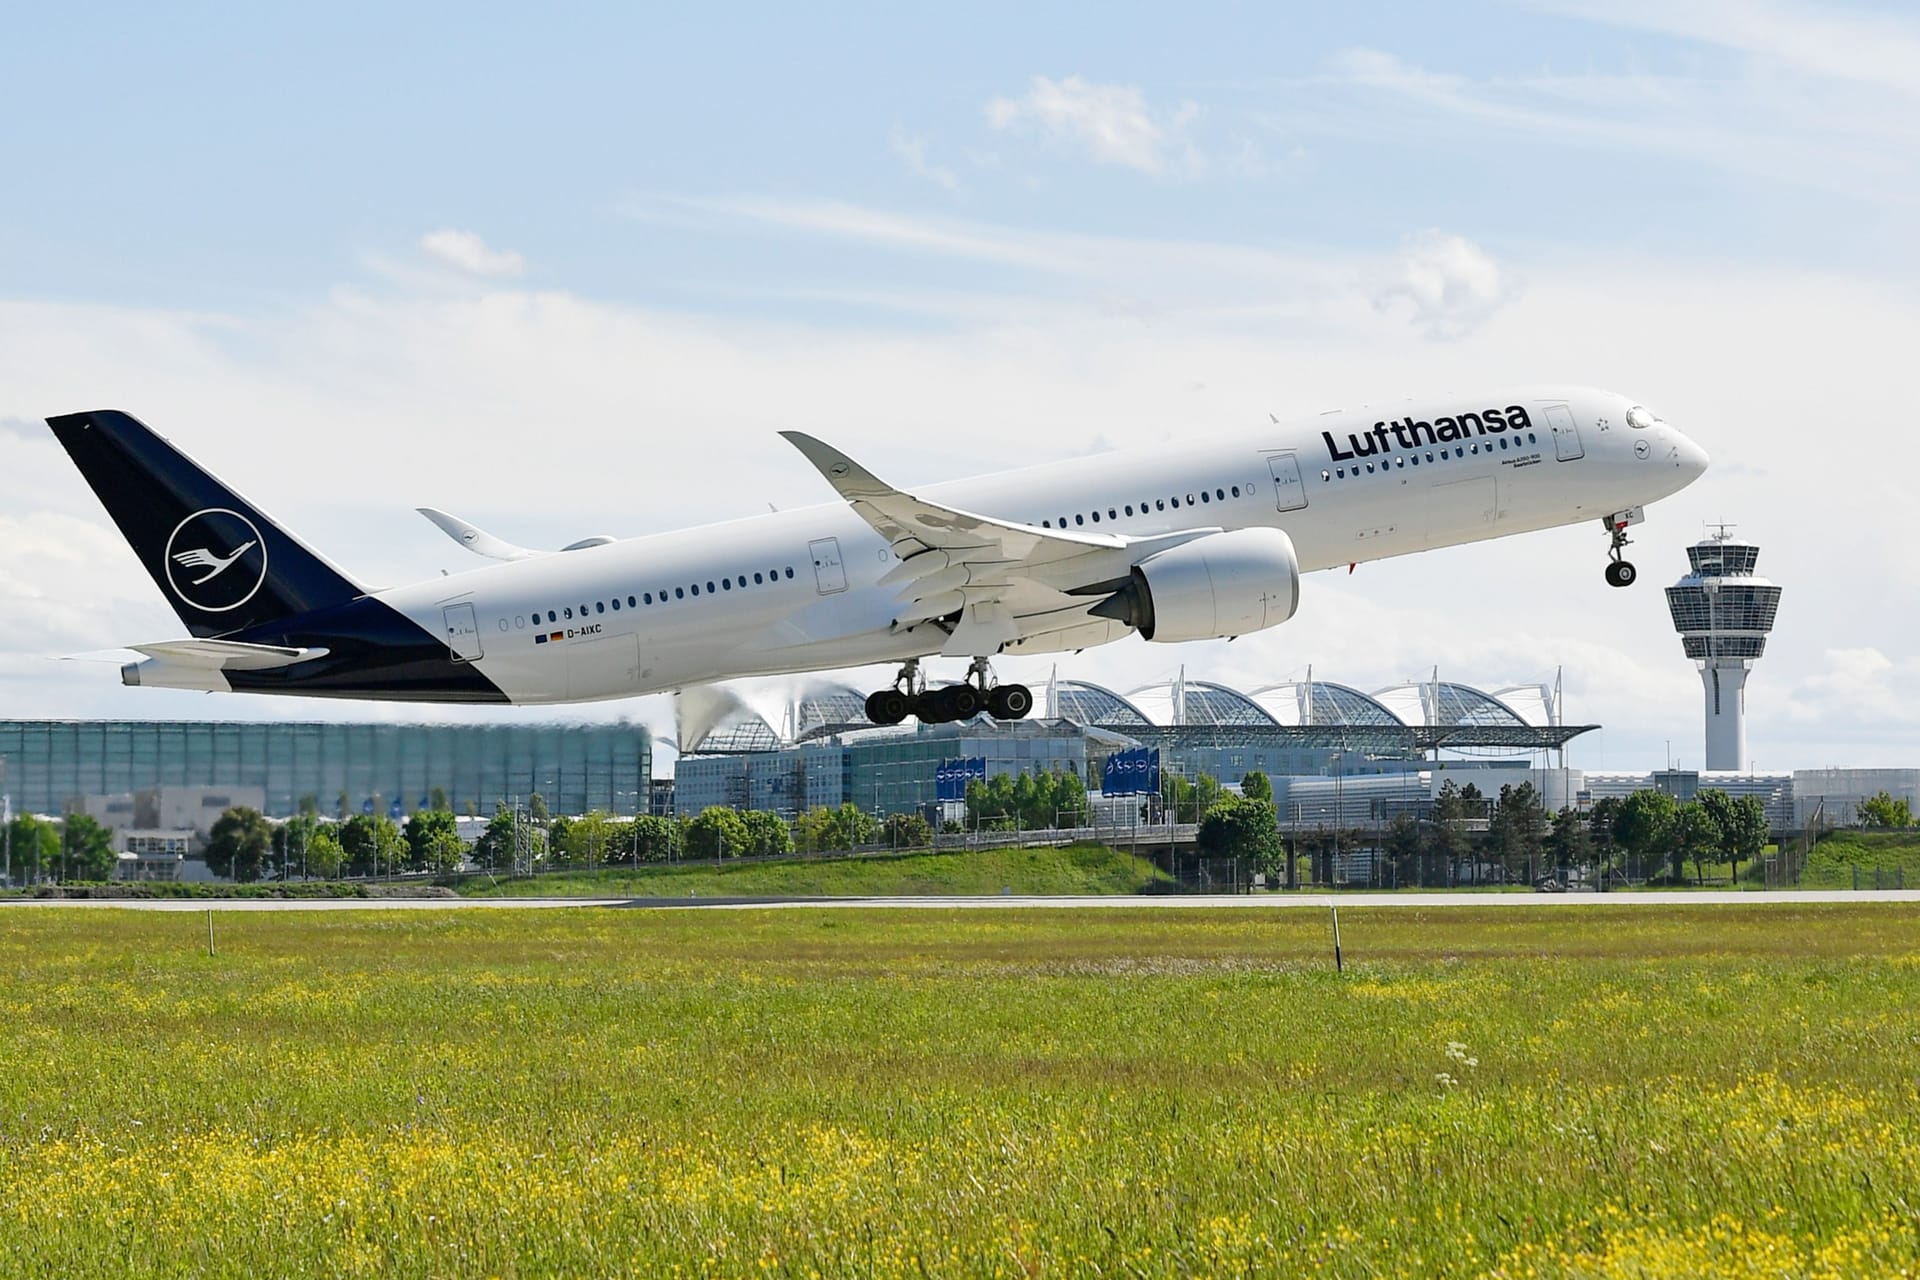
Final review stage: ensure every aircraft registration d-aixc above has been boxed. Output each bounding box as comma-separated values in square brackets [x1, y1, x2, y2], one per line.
[50, 387, 1707, 724]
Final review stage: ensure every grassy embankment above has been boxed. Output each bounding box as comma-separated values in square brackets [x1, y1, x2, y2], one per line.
[458, 840, 1169, 897]
[3, 904, 1919, 1276]
[1798, 829, 1920, 888]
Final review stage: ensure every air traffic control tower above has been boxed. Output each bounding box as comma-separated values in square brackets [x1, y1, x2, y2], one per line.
[1665, 528, 1783, 771]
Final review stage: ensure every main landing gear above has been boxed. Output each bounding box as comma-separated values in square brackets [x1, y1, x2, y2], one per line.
[863, 658, 1034, 726]
[1602, 509, 1641, 589]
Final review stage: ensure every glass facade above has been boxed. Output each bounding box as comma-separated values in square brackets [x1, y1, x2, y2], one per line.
[0, 721, 650, 819]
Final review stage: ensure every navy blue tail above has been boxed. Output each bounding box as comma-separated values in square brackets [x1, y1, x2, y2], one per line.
[48, 410, 364, 638]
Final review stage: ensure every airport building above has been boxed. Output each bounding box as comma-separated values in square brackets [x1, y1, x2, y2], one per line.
[0, 720, 651, 821]
[675, 673, 1592, 821]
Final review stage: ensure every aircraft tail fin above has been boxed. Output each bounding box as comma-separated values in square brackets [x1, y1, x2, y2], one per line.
[47, 410, 365, 638]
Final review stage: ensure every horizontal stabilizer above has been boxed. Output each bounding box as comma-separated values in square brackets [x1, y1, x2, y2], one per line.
[128, 639, 329, 671]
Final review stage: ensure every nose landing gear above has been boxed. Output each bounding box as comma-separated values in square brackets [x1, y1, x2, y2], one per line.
[862, 657, 1034, 726]
[1601, 508, 1644, 588]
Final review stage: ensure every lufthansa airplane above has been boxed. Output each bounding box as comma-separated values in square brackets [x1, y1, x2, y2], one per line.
[49, 387, 1707, 724]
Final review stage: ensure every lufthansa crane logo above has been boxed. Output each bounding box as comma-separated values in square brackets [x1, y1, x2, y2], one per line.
[164, 508, 268, 613]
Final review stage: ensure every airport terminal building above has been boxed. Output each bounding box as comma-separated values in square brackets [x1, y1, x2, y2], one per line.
[0, 720, 651, 820]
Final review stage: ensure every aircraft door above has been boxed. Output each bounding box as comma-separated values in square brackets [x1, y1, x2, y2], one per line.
[808, 537, 848, 594]
[1544, 404, 1584, 461]
[1266, 452, 1308, 512]
[441, 603, 483, 663]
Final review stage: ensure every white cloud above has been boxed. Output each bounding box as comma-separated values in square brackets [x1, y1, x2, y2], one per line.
[1373, 230, 1517, 340]
[888, 127, 959, 191]
[419, 229, 526, 278]
[985, 75, 1200, 176]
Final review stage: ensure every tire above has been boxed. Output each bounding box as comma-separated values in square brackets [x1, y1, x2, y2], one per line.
[946, 684, 983, 720]
[914, 691, 948, 724]
[990, 684, 1034, 720]
[1606, 560, 1637, 589]
[866, 689, 910, 725]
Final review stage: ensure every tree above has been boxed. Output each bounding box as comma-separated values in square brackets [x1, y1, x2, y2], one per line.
[880, 811, 932, 849]
[304, 826, 345, 879]
[685, 806, 752, 859]
[1674, 801, 1721, 884]
[1383, 812, 1427, 886]
[272, 813, 323, 879]
[1613, 789, 1680, 882]
[1706, 792, 1769, 884]
[558, 810, 619, 867]
[339, 814, 405, 878]
[1491, 782, 1548, 883]
[54, 814, 115, 882]
[629, 815, 675, 863]
[403, 808, 465, 874]
[1050, 770, 1089, 827]
[205, 807, 272, 883]
[1432, 780, 1473, 885]
[1586, 796, 1621, 881]
[1547, 807, 1593, 876]
[429, 786, 450, 813]
[1240, 770, 1273, 803]
[1859, 791, 1913, 829]
[5, 815, 59, 884]
[795, 804, 878, 852]
[1197, 795, 1285, 878]
[527, 794, 550, 825]
[739, 810, 794, 858]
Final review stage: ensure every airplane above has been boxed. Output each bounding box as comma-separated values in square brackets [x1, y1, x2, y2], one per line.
[47, 386, 1708, 724]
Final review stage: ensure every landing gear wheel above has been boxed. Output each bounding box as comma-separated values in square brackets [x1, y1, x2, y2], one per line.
[1605, 560, 1636, 589]
[944, 684, 983, 721]
[865, 689, 911, 725]
[987, 683, 1034, 720]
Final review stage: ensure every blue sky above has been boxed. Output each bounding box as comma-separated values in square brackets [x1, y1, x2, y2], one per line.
[3, 1, 1919, 770]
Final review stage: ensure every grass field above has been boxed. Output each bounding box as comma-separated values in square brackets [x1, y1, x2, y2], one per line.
[2, 904, 1918, 1277]
[458, 841, 1170, 898]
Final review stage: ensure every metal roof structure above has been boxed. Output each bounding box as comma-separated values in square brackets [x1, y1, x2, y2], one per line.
[682, 672, 1595, 756]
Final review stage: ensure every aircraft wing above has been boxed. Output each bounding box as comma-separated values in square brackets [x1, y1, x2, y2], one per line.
[781, 431, 1206, 655]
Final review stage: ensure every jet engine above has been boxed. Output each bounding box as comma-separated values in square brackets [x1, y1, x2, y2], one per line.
[1089, 527, 1300, 643]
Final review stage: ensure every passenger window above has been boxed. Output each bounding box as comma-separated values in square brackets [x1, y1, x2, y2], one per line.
[611, 598, 620, 611]
[707, 581, 716, 593]
[596, 601, 605, 613]
[754, 572, 764, 584]
[564, 607, 573, 619]
[1170, 497, 1180, 508]
[1336, 468, 1345, 478]
[691, 584, 700, 596]
[1124, 505, 1133, 516]
[722, 578, 731, 590]
[785, 567, 794, 578]
[1231, 485, 1240, 497]
[1396, 458, 1404, 468]
[1500, 438, 1509, 450]
[1409, 455, 1418, 466]
[1075, 514, 1085, 525]
[644, 593, 653, 604]
[1155, 499, 1165, 511]
[1108, 508, 1117, 520]
[1090, 511, 1100, 523]
[1042, 520, 1051, 528]
[628, 595, 636, 608]
[1187, 493, 1196, 504]
[675, 587, 685, 599]
[1200, 491, 1209, 503]
[1365, 463, 1375, 474]
[515, 616, 525, 628]
[1215, 488, 1224, 501]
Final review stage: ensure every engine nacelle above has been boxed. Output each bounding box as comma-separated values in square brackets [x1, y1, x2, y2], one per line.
[1090, 527, 1300, 643]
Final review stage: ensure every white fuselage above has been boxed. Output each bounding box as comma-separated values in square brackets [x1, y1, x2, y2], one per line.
[377, 385, 1709, 704]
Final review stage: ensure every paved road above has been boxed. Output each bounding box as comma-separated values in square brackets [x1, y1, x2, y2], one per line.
[6, 890, 1919, 911]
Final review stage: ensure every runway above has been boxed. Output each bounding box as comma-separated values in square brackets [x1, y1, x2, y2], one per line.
[5, 890, 1917, 911]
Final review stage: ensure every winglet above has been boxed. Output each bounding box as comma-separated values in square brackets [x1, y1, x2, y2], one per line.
[416, 507, 544, 561]
[778, 431, 896, 503]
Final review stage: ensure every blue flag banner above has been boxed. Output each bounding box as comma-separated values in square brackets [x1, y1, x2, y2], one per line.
[938, 757, 988, 801]
[1102, 747, 1163, 796]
